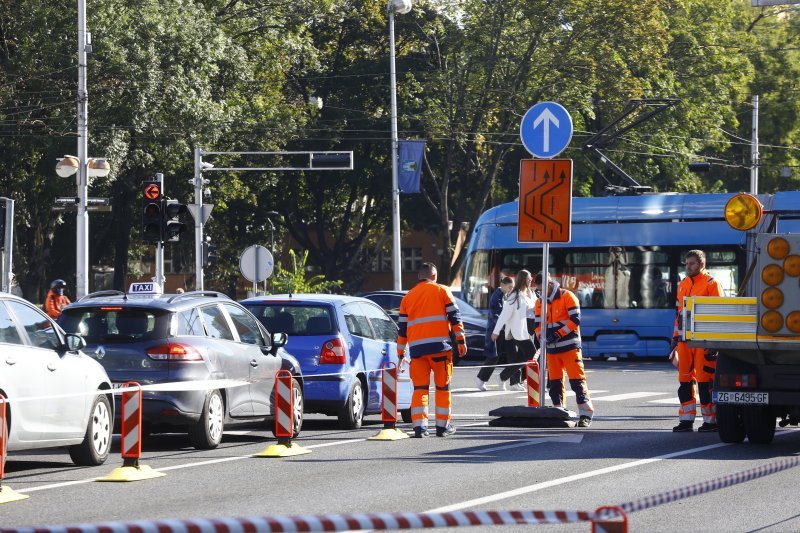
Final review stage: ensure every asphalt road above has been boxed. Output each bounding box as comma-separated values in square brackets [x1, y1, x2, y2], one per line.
[3, 360, 799, 532]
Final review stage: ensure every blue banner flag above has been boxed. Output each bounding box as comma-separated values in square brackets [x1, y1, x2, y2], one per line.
[398, 140, 425, 193]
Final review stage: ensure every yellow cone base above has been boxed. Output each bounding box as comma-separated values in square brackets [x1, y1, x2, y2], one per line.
[0, 485, 29, 504]
[368, 428, 410, 441]
[255, 442, 312, 457]
[96, 464, 166, 482]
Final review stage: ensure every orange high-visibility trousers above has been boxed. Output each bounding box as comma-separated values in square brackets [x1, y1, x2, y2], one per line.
[546, 348, 594, 419]
[409, 351, 453, 430]
[676, 342, 717, 424]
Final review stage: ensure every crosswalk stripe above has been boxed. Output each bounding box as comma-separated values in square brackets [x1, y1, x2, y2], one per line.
[648, 397, 681, 405]
[591, 392, 668, 401]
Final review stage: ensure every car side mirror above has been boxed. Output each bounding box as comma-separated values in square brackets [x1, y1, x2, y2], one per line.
[65, 333, 86, 352]
[271, 331, 288, 348]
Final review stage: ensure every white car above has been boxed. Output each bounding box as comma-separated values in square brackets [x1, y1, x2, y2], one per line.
[0, 293, 113, 466]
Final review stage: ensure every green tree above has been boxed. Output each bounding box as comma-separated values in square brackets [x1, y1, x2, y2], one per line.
[271, 249, 343, 294]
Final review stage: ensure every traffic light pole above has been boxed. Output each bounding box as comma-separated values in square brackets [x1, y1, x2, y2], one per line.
[154, 173, 165, 288]
[193, 149, 205, 290]
[0, 198, 13, 294]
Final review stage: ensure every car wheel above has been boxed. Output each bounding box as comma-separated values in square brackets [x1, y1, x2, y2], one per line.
[337, 379, 365, 429]
[69, 394, 112, 466]
[400, 408, 412, 424]
[188, 389, 224, 450]
[270, 378, 304, 438]
[717, 404, 745, 444]
[743, 404, 776, 444]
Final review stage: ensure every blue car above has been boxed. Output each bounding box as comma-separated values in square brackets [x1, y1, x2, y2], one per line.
[241, 295, 412, 429]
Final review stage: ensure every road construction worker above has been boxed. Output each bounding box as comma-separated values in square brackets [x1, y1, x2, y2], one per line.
[45, 279, 71, 319]
[398, 262, 466, 438]
[533, 272, 594, 427]
[671, 249, 724, 432]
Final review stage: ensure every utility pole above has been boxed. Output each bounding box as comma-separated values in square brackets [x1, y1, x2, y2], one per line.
[76, 0, 89, 299]
[751, 95, 759, 195]
[154, 173, 165, 288]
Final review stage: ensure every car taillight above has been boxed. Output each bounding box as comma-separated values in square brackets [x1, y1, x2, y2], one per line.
[146, 343, 203, 362]
[320, 336, 346, 364]
[719, 373, 758, 389]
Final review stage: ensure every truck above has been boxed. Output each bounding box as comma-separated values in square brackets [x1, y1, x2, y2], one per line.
[684, 192, 800, 444]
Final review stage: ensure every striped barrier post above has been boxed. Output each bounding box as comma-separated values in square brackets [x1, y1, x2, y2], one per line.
[369, 363, 409, 441]
[98, 382, 164, 482]
[526, 360, 540, 408]
[591, 506, 627, 533]
[256, 370, 310, 457]
[0, 395, 28, 504]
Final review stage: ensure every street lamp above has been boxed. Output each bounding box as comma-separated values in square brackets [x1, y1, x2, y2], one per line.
[265, 211, 279, 255]
[55, 154, 110, 299]
[389, 0, 411, 291]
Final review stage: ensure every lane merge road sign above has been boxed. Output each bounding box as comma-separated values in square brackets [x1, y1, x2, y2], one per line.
[520, 102, 573, 159]
[518, 159, 573, 243]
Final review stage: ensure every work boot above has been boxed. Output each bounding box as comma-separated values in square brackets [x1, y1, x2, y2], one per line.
[474, 377, 488, 391]
[436, 425, 456, 437]
[697, 422, 719, 432]
[672, 421, 694, 432]
[577, 416, 592, 428]
[412, 427, 429, 438]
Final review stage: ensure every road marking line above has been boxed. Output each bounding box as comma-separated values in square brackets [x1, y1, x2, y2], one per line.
[591, 392, 668, 401]
[463, 391, 521, 398]
[428, 428, 800, 514]
[16, 438, 365, 493]
[467, 434, 584, 454]
[649, 397, 681, 405]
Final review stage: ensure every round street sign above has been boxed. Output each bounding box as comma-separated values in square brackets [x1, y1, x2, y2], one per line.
[520, 102, 573, 158]
[144, 183, 161, 200]
[239, 245, 274, 283]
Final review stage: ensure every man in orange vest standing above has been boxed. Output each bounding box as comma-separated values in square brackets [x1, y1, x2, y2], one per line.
[398, 263, 467, 438]
[671, 249, 724, 432]
[45, 279, 71, 319]
[533, 272, 594, 427]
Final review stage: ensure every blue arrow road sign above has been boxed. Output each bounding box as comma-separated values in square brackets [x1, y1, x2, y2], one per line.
[520, 102, 573, 158]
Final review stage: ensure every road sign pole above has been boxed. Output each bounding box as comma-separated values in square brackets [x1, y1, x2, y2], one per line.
[540, 243, 549, 408]
[194, 148, 204, 291]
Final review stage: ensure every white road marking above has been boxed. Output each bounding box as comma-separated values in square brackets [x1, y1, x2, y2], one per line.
[427, 428, 800, 514]
[591, 392, 668, 401]
[649, 397, 681, 405]
[467, 434, 584, 454]
[464, 391, 521, 398]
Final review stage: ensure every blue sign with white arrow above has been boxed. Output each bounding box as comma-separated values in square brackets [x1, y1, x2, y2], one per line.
[520, 102, 573, 158]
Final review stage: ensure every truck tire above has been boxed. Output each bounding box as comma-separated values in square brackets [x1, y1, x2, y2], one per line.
[743, 405, 776, 444]
[717, 404, 745, 443]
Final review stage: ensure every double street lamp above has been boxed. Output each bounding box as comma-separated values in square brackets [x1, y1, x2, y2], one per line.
[388, 0, 412, 291]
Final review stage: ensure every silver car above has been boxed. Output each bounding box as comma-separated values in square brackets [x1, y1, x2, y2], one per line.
[0, 293, 113, 466]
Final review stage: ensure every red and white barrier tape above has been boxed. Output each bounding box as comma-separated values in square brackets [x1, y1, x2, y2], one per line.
[1, 509, 596, 533]
[612, 455, 800, 516]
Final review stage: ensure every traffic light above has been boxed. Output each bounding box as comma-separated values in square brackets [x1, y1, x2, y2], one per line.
[141, 181, 163, 243]
[203, 242, 217, 266]
[163, 199, 187, 242]
[688, 162, 711, 173]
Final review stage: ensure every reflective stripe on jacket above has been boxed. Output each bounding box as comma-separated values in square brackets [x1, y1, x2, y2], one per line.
[534, 284, 581, 354]
[398, 280, 465, 359]
[673, 270, 723, 337]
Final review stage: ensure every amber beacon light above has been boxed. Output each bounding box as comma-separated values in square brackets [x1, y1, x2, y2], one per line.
[724, 193, 763, 231]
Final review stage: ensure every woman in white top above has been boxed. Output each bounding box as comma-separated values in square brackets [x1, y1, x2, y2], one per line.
[491, 269, 537, 390]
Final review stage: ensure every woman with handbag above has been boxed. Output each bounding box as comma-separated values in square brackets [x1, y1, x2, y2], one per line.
[491, 270, 538, 390]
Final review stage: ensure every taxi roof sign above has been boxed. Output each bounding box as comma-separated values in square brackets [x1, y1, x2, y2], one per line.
[128, 282, 163, 296]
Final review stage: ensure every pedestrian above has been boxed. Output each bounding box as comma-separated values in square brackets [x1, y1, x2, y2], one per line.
[45, 279, 71, 319]
[533, 272, 594, 427]
[398, 262, 467, 438]
[475, 276, 514, 391]
[491, 270, 537, 391]
[671, 249, 724, 432]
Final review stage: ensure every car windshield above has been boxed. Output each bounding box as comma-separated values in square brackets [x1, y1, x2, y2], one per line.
[454, 297, 484, 318]
[244, 304, 335, 336]
[59, 307, 170, 343]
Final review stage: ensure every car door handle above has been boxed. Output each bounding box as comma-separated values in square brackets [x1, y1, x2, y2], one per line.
[47, 362, 57, 371]
[250, 360, 259, 367]
[5, 357, 15, 365]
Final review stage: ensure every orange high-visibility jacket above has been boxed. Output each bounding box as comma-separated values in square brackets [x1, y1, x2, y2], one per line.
[673, 269, 723, 338]
[534, 284, 581, 354]
[45, 290, 71, 319]
[398, 280, 465, 359]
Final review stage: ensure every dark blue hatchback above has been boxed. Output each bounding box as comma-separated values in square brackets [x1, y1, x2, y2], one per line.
[241, 295, 412, 429]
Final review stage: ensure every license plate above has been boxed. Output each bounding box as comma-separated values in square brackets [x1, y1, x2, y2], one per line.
[715, 391, 769, 405]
